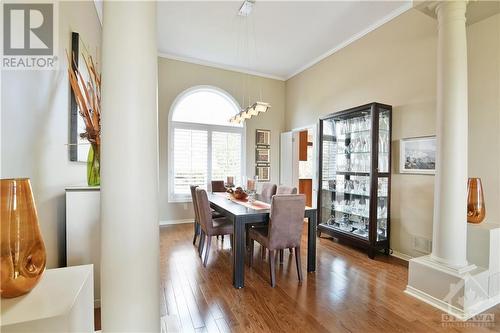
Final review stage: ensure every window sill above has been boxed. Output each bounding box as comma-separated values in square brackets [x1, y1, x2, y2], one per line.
[168, 196, 192, 204]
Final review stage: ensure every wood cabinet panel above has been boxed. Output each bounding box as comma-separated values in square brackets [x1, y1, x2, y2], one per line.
[299, 130, 308, 161]
[299, 178, 313, 207]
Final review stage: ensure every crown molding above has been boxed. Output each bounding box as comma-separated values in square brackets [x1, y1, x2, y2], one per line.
[285, 1, 412, 80]
[157, 52, 286, 81]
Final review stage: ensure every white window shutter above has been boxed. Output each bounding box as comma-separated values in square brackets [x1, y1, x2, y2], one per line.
[211, 132, 242, 186]
[173, 128, 208, 196]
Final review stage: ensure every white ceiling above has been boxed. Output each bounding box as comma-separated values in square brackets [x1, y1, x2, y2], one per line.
[157, 1, 412, 80]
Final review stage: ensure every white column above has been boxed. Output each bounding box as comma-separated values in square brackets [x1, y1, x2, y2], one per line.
[431, 0, 469, 269]
[100, 2, 159, 332]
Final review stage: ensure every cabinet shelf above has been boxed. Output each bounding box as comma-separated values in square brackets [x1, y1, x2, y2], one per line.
[319, 223, 369, 240]
[335, 151, 389, 155]
[321, 188, 388, 198]
[318, 102, 392, 259]
[336, 128, 389, 137]
[335, 171, 371, 176]
[322, 205, 388, 219]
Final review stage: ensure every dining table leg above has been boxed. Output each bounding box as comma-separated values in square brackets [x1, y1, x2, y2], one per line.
[306, 210, 317, 272]
[232, 216, 246, 288]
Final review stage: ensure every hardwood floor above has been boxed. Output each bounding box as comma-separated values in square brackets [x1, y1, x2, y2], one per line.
[160, 223, 500, 333]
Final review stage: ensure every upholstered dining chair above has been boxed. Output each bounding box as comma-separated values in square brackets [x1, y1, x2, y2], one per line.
[190, 185, 222, 251]
[195, 188, 234, 267]
[190, 185, 201, 246]
[276, 185, 297, 195]
[260, 183, 277, 201]
[248, 194, 306, 287]
[211, 180, 226, 193]
[275, 185, 298, 258]
[210, 180, 227, 242]
[247, 183, 277, 258]
[256, 184, 297, 260]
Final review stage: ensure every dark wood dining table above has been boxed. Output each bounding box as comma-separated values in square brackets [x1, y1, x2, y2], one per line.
[207, 192, 318, 289]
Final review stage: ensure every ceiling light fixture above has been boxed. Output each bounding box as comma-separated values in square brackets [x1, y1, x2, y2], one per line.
[238, 0, 255, 17]
[229, 0, 272, 125]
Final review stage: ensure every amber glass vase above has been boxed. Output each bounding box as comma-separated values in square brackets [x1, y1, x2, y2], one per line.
[467, 178, 486, 224]
[1, 178, 46, 298]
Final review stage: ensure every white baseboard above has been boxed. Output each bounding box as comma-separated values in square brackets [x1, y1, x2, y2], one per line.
[405, 285, 499, 321]
[391, 250, 413, 262]
[404, 285, 470, 320]
[159, 219, 194, 226]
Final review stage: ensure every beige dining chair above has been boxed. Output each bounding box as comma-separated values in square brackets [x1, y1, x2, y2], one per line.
[190, 185, 222, 253]
[276, 185, 297, 195]
[211, 180, 226, 193]
[260, 183, 277, 201]
[248, 194, 306, 287]
[247, 183, 277, 259]
[276, 185, 298, 258]
[195, 188, 234, 267]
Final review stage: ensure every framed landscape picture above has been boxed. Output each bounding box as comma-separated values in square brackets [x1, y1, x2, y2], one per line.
[256, 165, 270, 182]
[256, 129, 271, 146]
[399, 136, 436, 174]
[256, 148, 270, 164]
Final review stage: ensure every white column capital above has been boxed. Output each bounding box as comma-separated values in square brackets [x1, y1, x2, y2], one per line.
[413, 0, 468, 22]
[435, 0, 468, 24]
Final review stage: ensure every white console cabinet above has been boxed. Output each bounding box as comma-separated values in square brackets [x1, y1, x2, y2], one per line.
[1, 265, 94, 333]
[66, 186, 100, 307]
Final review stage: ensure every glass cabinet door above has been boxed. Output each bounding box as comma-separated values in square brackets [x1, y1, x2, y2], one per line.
[376, 177, 389, 241]
[376, 108, 390, 241]
[378, 109, 390, 173]
[320, 110, 373, 240]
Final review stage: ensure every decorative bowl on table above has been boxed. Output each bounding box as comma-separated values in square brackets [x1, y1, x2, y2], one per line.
[231, 187, 248, 200]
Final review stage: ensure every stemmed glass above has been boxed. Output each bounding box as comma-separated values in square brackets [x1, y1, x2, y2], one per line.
[378, 219, 387, 238]
[380, 114, 389, 131]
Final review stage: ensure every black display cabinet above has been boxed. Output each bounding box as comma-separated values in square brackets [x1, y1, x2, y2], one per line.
[317, 102, 392, 258]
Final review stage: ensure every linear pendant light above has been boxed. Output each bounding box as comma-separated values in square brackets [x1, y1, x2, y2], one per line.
[230, 102, 271, 124]
[228, 1, 271, 124]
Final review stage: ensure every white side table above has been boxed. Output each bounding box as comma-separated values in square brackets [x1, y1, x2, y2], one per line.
[1, 265, 94, 333]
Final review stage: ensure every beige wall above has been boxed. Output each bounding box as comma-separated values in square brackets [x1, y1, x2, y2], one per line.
[1, 1, 102, 267]
[468, 13, 500, 227]
[158, 58, 285, 221]
[285, 9, 500, 257]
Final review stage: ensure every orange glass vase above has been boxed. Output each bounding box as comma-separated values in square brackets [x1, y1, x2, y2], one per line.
[467, 178, 486, 224]
[1, 178, 46, 298]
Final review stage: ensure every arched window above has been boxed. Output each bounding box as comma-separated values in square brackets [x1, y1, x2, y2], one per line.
[169, 86, 244, 202]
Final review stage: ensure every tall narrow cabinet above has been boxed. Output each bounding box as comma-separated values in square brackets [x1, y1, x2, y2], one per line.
[317, 103, 392, 258]
[66, 186, 100, 306]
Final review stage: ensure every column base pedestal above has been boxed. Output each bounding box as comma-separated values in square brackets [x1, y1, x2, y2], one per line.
[406, 255, 496, 320]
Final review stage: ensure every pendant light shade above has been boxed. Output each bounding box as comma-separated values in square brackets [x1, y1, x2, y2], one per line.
[253, 102, 270, 113]
[247, 107, 259, 116]
[241, 109, 252, 119]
